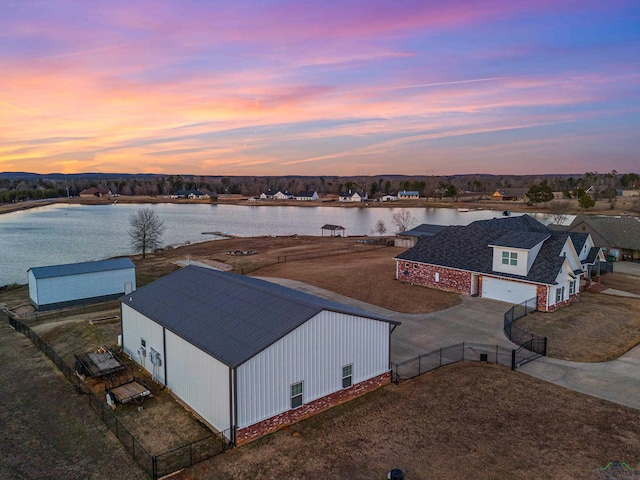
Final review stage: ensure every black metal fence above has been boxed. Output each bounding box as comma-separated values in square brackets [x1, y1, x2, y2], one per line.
[392, 343, 515, 382]
[503, 297, 547, 364]
[4, 311, 229, 479]
[233, 243, 388, 275]
[590, 260, 614, 277]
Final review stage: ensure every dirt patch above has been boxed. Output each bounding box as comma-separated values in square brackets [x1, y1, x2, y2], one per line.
[601, 272, 640, 296]
[249, 246, 461, 313]
[176, 362, 640, 480]
[515, 292, 640, 361]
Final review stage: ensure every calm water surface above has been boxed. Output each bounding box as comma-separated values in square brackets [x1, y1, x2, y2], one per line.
[0, 203, 551, 286]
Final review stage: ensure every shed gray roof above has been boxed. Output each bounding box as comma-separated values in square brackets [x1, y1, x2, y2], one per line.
[395, 215, 570, 285]
[121, 266, 398, 368]
[29, 258, 135, 280]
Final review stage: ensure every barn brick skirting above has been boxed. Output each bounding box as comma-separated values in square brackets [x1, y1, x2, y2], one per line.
[236, 371, 391, 445]
[397, 262, 471, 294]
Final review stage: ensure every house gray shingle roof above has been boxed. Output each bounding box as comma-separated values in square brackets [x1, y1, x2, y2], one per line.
[489, 232, 550, 249]
[585, 246, 602, 264]
[122, 266, 398, 368]
[399, 224, 448, 238]
[29, 258, 135, 279]
[395, 215, 569, 285]
[567, 232, 589, 253]
[569, 215, 640, 250]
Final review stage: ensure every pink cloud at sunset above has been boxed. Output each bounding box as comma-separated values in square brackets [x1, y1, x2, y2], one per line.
[0, 0, 638, 175]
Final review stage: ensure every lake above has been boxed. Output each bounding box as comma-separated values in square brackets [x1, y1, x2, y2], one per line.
[0, 202, 552, 287]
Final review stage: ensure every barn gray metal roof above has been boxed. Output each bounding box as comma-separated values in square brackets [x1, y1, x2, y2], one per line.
[29, 258, 135, 279]
[122, 266, 398, 368]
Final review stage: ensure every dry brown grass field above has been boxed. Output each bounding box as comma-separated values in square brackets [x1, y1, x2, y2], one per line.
[601, 271, 640, 296]
[515, 292, 640, 362]
[176, 362, 640, 480]
[3, 235, 640, 479]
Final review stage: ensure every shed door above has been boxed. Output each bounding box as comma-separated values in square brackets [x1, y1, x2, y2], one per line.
[481, 277, 536, 305]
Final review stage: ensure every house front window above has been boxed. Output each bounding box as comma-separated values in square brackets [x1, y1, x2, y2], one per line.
[291, 382, 303, 409]
[342, 364, 353, 389]
[555, 286, 565, 303]
[569, 280, 576, 295]
[502, 251, 518, 266]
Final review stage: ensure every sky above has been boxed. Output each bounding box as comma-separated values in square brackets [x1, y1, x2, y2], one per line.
[1, 1, 639, 176]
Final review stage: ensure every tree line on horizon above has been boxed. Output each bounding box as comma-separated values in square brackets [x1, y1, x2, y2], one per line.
[0, 170, 638, 204]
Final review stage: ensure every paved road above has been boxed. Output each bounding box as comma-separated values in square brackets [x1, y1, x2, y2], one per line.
[261, 277, 640, 410]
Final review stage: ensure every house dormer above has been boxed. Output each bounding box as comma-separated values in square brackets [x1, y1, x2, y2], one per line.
[489, 232, 550, 276]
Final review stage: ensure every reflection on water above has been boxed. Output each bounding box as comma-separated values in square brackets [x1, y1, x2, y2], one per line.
[0, 203, 553, 286]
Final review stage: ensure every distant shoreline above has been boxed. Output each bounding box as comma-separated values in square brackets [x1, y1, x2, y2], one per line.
[0, 195, 636, 217]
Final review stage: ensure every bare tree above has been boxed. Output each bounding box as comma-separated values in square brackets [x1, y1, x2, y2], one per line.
[373, 220, 387, 236]
[545, 201, 571, 226]
[128, 208, 165, 259]
[391, 208, 416, 233]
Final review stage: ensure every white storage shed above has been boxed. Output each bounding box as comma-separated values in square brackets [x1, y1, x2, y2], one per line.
[28, 258, 136, 311]
[120, 265, 399, 445]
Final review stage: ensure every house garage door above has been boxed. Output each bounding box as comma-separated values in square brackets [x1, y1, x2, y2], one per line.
[481, 277, 537, 305]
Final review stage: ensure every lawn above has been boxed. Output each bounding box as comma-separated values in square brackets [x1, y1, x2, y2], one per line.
[514, 292, 640, 361]
[601, 272, 640, 296]
[176, 362, 640, 480]
[250, 245, 461, 313]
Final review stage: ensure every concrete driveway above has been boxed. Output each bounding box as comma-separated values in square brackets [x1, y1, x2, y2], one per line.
[260, 277, 516, 362]
[261, 276, 640, 411]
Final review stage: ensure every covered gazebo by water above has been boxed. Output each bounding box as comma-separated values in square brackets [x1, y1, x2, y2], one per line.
[321, 224, 346, 237]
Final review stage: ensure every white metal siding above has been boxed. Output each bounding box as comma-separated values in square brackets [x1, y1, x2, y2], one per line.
[121, 303, 165, 384]
[28, 271, 38, 306]
[33, 267, 136, 307]
[481, 277, 537, 304]
[236, 311, 390, 429]
[165, 331, 231, 433]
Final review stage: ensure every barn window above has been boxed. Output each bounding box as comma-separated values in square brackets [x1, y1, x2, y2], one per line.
[342, 364, 353, 389]
[291, 382, 303, 409]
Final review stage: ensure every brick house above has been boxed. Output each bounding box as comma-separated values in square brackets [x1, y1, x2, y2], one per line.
[120, 266, 398, 445]
[395, 215, 603, 312]
[79, 186, 112, 198]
